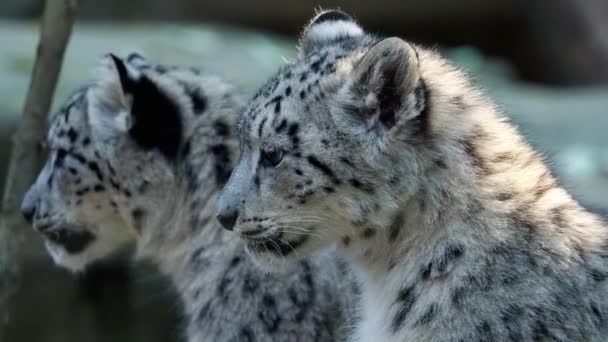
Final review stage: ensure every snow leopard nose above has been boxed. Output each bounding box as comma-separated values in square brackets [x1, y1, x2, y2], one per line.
[216, 209, 239, 231]
[21, 187, 38, 224]
[21, 203, 36, 224]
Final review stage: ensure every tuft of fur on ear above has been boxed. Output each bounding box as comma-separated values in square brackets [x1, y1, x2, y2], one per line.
[88, 54, 141, 133]
[299, 9, 364, 56]
[125, 52, 151, 69]
[347, 37, 425, 132]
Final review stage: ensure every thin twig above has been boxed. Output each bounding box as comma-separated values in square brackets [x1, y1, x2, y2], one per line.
[0, 0, 78, 336]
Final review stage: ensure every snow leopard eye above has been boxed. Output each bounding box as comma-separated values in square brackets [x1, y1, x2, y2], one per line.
[260, 148, 283, 167]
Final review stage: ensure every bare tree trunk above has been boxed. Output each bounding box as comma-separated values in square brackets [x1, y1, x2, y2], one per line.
[0, 0, 78, 337]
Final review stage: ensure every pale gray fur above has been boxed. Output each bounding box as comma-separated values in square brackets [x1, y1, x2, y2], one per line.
[21, 53, 357, 342]
[218, 9, 608, 341]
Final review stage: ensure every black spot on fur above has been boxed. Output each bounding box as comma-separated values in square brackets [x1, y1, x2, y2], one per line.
[550, 205, 570, 228]
[421, 263, 433, 280]
[361, 227, 376, 239]
[188, 87, 207, 114]
[532, 320, 551, 341]
[307, 155, 340, 185]
[288, 262, 315, 322]
[589, 268, 607, 282]
[197, 301, 211, 322]
[267, 95, 283, 106]
[349, 178, 374, 193]
[311, 60, 322, 73]
[391, 285, 417, 333]
[274, 101, 281, 114]
[493, 152, 515, 163]
[242, 273, 259, 293]
[131, 208, 146, 233]
[532, 171, 555, 200]
[87, 161, 104, 182]
[451, 286, 467, 307]
[389, 212, 404, 242]
[275, 119, 287, 133]
[590, 302, 603, 326]
[75, 187, 90, 197]
[476, 320, 494, 341]
[342, 236, 351, 246]
[501, 304, 523, 324]
[239, 326, 255, 342]
[105, 161, 116, 177]
[54, 149, 67, 168]
[214, 121, 230, 137]
[461, 134, 487, 174]
[93, 185, 105, 192]
[434, 158, 448, 170]
[67, 127, 78, 143]
[415, 303, 438, 326]
[288, 123, 299, 137]
[340, 157, 355, 168]
[497, 191, 514, 201]
[259, 294, 281, 333]
[138, 180, 149, 194]
[257, 117, 267, 138]
[69, 152, 87, 165]
[229, 255, 241, 268]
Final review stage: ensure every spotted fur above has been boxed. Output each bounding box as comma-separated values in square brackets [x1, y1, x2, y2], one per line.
[218, 10, 608, 341]
[21, 53, 356, 342]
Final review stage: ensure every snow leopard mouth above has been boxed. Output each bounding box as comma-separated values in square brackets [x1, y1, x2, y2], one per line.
[245, 231, 310, 256]
[41, 226, 96, 254]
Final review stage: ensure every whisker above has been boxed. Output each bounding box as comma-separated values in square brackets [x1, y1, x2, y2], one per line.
[276, 237, 299, 258]
[279, 229, 323, 239]
[278, 225, 311, 232]
[268, 239, 288, 263]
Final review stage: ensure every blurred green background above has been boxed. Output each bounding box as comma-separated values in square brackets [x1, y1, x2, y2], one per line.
[1, 1, 607, 341]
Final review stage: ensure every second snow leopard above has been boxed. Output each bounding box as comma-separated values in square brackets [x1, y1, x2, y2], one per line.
[21, 53, 356, 342]
[218, 10, 608, 342]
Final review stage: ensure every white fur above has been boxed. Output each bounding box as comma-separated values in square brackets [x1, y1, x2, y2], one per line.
[307, 21, 363, 43]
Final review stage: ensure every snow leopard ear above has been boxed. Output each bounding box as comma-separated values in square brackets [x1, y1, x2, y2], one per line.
[88, 53, 141, 134]
[346, 37, 426, 133]
[89, 54, 183, 161]
[299, 9, 364, 57]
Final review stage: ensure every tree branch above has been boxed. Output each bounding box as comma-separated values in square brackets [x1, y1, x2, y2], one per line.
[0, 0, 78, 336]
